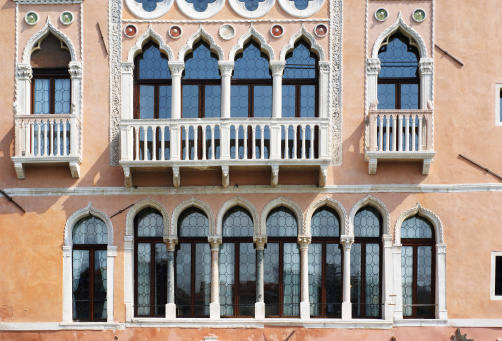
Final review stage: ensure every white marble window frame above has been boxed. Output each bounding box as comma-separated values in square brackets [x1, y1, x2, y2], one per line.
[228, 0, 275, 19]
[124, 0, 174, 20]
[175, 0, 225, 20]
[277, 0, 325, 18]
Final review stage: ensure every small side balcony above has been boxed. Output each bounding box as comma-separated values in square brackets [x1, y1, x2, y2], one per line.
[12, 114, 82, 179]
[120, 118, 330, 187]
[365, 109, 435, 175]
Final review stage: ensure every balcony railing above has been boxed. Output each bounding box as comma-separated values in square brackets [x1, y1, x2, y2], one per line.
[12, 114, 81, 179]
[120, 118, 330, 187]
[365, 110, 435, 175]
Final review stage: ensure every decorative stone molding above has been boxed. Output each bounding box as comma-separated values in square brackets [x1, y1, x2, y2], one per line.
[318, 164, 328, 187]
[279, 26, 325, 61]
[64, 203, 114, 246]
[215, 196, 259, 236]
[260, 196, 304, 235]
[163, 236, 178, 251]
[419, 58, 433, 75]
[269, 61, 285, 77]
[229, 26, 275, 62]
[348, 194, 390, 236]
[172, 166, 181, 188]
[68, 61, 83, 78]
[125, 198, 170, 237]
[340, 234, 354, 247]
[124, 0, 173, 20]
[298, 235, 311, 248]
[22, 18, 78, 64]
[127, 24, 174, 63]
[121, 62, 134, 74]
[277, 0, 325, 18]
[208, 236, 222, 249]
[218, 61, 234, 76]
[14, 0, 83, 3]
[271, 164, 279, 187]
[371, 12, 428, 59]
[228, 0, 275, 19]
[168, 61, 185, 76]
[109, 0, 122, 166]
[253, 235, 267, 249]
[303, 196, 348, 235]
[176, 0, 225, 20]
[366, 58, 381, 75]
[171, 197, 215, 236]
[16, 63, 32, 79]
[221, 166, 229, 188]
[394, 202, 444, 244]
[451, 329, 473, 341]
[179, 27, 224, 62]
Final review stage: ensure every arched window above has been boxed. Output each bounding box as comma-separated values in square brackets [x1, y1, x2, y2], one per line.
[134, 207, 167, 317]
[401, 216, 435, 318]
[182, 41, 221, 119]
[72, 215, 108, 321]
[176, 208, 211, 317]
[309, 206, 342, 318]
[31, 33, 72, 115]
[282, 40, 318, 118]
[219, 206, 255, 317]
[378, 32, 420, 110]
[134, 42, 172, 119]
[265, 207, 299, 317]
[351, 206, 382, 318]
[231, 41, 272, 118]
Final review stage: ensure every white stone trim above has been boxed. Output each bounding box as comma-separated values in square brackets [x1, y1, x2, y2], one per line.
[303, 196, 348, 235]
[175, 0, 225, 20]
[491, 252, 502, 301]
[277, 0, 325, 18]
[178, 27, 225, 62]
[228, 0, 275, 19]
[394, 202, 444, 244]
[279, 26, 325, 61]
[215, 196, 259, 236]
[127, 25, 174, 63]
[348, 194, 390, 236]
[62, 203, 115, 323]
[124, 0, 174, 20]
[228, 26, 274, 62]
[171, 197, 215, 236]
[125, 197, 170, 237]
[109, 0, 122, 166]
[260, 196, 303, 236]
[496, 84, 502, 126]
[14, 0, 83, 3]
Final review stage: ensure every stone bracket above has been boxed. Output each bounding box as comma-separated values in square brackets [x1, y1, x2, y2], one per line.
[365, 152, 436, 175]
[123, 166, 132, 188]
[69, 161, 80, 179]
[271, 164, 279, 186]
[173, 166, 180, 187]
[319, 164, 328, 186]
[221, 165, 229, 188]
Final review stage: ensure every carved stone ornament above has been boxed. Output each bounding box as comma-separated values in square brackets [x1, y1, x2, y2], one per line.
[419, 58, 434, 75]
[329, 0, 343, 165]
[269, 61, 286, 77]
[124, 0, 174, 19]
[366, 58, 381, 74]
[68, 62, 83, 78]
[451, 329, 473, 341]
[218, 61, 234, 76]
[16, 63, 32, 80]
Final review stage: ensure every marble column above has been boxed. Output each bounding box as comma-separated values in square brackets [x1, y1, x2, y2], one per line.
[254, 235, 267, 319]
[340, 235, 354, 320]
[298, 235, 311, 320]
[168, 61, 185, 120]
[164, 236, 178, 319]
[209, 236, 222, 319]
[218, 61, 234, 119]
[270, 61, 285, 119]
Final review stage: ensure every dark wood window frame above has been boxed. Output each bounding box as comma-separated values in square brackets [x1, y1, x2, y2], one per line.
[377, 78, 420, 110]
[72, 243, 107, 322]
[31, 68, 71, 115]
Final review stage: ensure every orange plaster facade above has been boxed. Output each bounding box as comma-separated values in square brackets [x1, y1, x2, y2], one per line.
[1, 0, 502, 340]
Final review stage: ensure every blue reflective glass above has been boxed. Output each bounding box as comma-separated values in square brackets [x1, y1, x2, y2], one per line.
[289, 0, 313, 10]
[205, 85, 221, 118]
[159, 86, 172, 119]
[254, 86, 272, 118]
[139, 85, 155, 119]
[184, 43, 220, 80]
[282, 85, 295, 118]
[284, 41, 316, 79]
[237, 0, 265, 11]
[139, 44, 171, 80]
[134, 0, 163, 12]
[377, 83, 396, 109]
[234, 42, 271, 79]
[300, 85, 316, 117]
[182, 85, 199, 118]
[185, 0, 216, 12]
[400, 84, 419, 109]
[231, 85, 249, 118]
[378, 34, 419, 78]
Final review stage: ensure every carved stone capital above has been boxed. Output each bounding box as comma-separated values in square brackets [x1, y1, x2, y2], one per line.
[269, 61, 286, 77]
[340, 235, 354, 248]
[16, 63, 32, 80]
[168, 61, 185, 77]
[163, 236, 178, 251]
[121, 62, 135, 74]
[253, 235, 267, 250]
[68, 62, 83, 78]
[208, 236, 222, 250]
[419, 58, 434, 75]
[218, 61, 234, 77]
[318, 61, 330, 73]
[298, 235, 311, 248]
[366, 58, 381, 75]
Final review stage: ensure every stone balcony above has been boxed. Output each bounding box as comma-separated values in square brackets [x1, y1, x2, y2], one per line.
[12, 114, 81, 179]
[365, 109, 435, 175]
[120, 117, 330, 187]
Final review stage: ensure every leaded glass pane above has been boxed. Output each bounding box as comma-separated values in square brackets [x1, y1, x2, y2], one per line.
[283, 243, 300, 316]
[93, 250, 107, 321]
[223, 206, 253, 237]
[72, 215, 108, 245]
[254, 85, 272, 118]
[175, 243, 192, 316]
[54, 79, 71, 114]
[401, 84, 419, 109]
[300, 85, 316, 117]
[205, 85, 221, 118]
[154, 243, 168, 316]
[496, 257, 502, 296]
[282, 85, 296, 118]
[219, 243, 235, 316]
[350, 243, 362, 317]
[139, 85, 155, 119]
[284, 41, 316, 79]
[186, 0, 217, 12]
[402, 245, 413, 317]
[308, 243, 322, 316]
[182, 85, 199, 118]
[365, 243, 380, 317]
[378, 34, 419, 79]
[377, 83, 396, 110]
[178, 208, 209, 237]
[402, 216, 433, 239]
[139, 44, 171, 80]
[264, 243, 279, 316]
[239, 242, 256, 316]
[233, 42, 271, 79]
[184, 43, 220, 79]
[325, 243, 342, 317]
[416, 245, 433, 317]
[195, 243, 211, 316]
[159, 85, 172, 119]
[237, 0, 265, 11]
[134, 0, 163, 12]
[34, 79, 50, 114]
[137, 207, 164, 237]
[354, 207, 381, 238]
[72, 249, 90, 320]
[266, 207, 297, 237]
[136, 243, 151, 316]
[230, 85, 249, 118]
[311, 206, 340, 237]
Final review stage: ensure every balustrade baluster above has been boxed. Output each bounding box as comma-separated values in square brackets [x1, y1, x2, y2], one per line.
[412, 115, 416, 151]
[293, 125, 298, 159]
[134, 127, 139, 161]
[378, 116, 383, 152]
[49, 120, 54, 156]
[301, 126, 306, 159]
[63, 120, 68, 156]
[234, 126, 238, 159]
[392, 115, 397, 152]
[310, 126, 315, 159]
[405, 115, 410, 152]
[385, 116, 390, 152]
[211, 126, 215, 160]
[243, 125, 248, 159]
[202, 125, 207, 161]
[252, 126, 256, 160]
[152, 127, 157, 161]
[418, 116, 423, 151]
[194, 126, 198, 161]
[56, 120, 61, 156]
[30, 121, 35, 156]
[398, 116, 403, 152]
[260, 126, 265, 160]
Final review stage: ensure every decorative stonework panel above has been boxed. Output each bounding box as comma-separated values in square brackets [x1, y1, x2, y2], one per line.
[124, 0, 174, 19]
[329, 0, 343, 165]
[176, 0, 225, 19]
[277, 0, 325, 18]
[228, 0, 275, 19]
[109, 0, 122, 166]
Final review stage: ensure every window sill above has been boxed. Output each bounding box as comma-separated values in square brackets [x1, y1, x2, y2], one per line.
[59, 322, 125, 330]
[393, 319, 447, 327]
